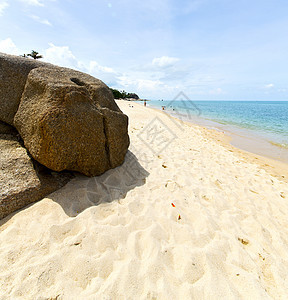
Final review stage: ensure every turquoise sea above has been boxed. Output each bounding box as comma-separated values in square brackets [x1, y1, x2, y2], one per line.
[146, 101, 288, 162]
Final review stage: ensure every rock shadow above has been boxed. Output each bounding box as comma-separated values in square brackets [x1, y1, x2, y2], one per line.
[0, 133, 73, 224]
[49, 150, 149, 217]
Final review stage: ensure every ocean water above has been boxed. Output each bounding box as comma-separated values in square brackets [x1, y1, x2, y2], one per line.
[147, 100, 288, 149]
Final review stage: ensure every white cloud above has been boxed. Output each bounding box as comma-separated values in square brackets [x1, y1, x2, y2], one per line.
[265, 83, 274, 89]
[44, 43, 79, 69]
[152, 56, 180, 68]
[30, 15, 52, 26]
[137, 79, 162, 90]
[0, 38, 226, 100]
[0, 40, 120, 87]
[87, 61, 119, 86]
[116, 74, 178, 98]
[88, 61, 115, 74]
[117, 75, 159, 91]
[43, 43, 120, 86]
[0, 38, 19, 55]
[209, 87, 225, 95]
[0, 1, 8, 16]
[18, 0, 44, 6]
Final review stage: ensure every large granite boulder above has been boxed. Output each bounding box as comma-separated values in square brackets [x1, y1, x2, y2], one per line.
[0, 133, 72, 220]
[14, 67, 129, 176]
[0, 53, 129, 219]
[0, 53, 53, 125]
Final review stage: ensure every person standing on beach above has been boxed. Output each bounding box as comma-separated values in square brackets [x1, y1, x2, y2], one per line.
[144, 100, 146, 107]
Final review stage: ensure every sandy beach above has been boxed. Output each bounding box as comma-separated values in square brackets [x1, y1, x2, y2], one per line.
[1, 100, 288, 299]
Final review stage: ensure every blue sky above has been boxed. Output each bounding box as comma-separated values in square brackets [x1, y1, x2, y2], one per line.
[0, 0, 288, 100]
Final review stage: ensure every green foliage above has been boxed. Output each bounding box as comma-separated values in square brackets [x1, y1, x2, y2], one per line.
[127, 93, 139, 99]
[27, 50, 43, 60]
[110, 88, 123, 99]
[110, 88, 139, 99]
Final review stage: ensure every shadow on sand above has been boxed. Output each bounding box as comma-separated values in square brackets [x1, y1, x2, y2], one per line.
[48, 150, 149, 217]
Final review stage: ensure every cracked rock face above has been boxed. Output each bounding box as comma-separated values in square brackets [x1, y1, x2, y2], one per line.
[0, 52, 53, 126]
[0, 134, 73, 220]
[14, 67, 129, 177]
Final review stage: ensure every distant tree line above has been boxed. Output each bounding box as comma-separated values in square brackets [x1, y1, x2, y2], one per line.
[110, 88, 139, 100]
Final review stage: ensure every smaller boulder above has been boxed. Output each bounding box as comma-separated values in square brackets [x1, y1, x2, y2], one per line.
[0, 134, 72, 220]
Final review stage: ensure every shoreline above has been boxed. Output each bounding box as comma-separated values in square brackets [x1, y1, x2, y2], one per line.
[142, 101, 288, 183]
[1, 99, 288, 298]
[146, 101, 288, 165]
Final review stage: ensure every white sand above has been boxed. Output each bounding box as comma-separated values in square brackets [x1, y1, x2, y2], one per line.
[1, 100, 288, 299]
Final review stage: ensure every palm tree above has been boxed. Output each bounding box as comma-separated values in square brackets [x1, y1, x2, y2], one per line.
[27, 50, 43, 60]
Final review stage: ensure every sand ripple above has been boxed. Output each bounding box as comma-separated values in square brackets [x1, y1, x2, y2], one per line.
[1, 101, 288, 299]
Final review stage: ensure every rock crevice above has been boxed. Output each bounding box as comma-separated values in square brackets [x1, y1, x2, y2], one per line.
[102, 115, 111, 169]
[12, 65, 129, 176]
